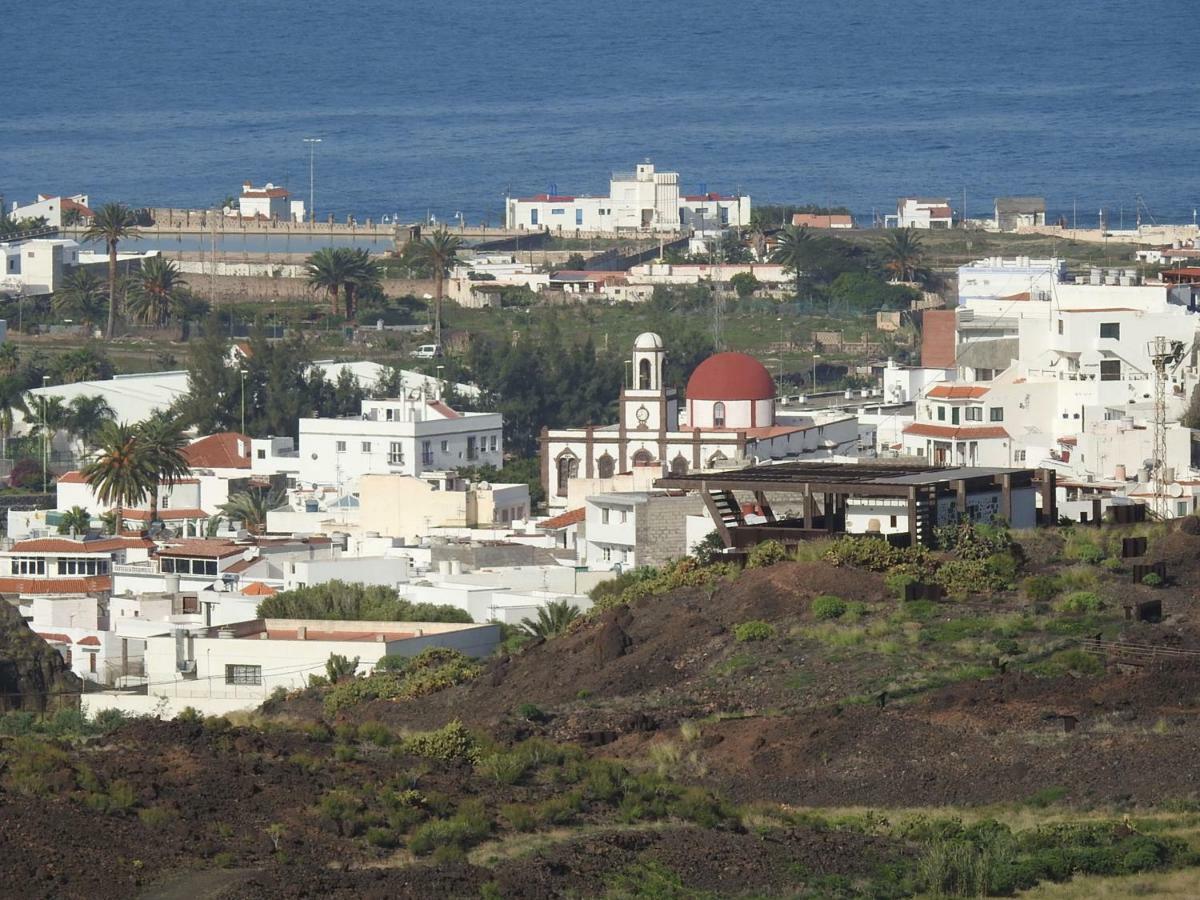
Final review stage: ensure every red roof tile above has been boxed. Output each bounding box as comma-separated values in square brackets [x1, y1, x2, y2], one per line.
[540, 508, 585, 529]
[184, 432, 252, 470]
[10, 537, 149, 553]
[36, 632, 71, 644]
[0, 576, 112, 594]
[903, 423, 1009, 440]
[427, 400, 461, 419]
[155, 540, 244, 559]
[76, 635, 101, 646]
[56, 470, 89, 484]
[121, 508, 210, 521]
[927, 385, 989, 399]
[241, 581, 277, 597]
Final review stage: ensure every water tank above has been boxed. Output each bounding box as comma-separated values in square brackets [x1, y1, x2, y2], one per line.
[438, 560, 451, 575]
[165, 573, 180, 595]
[1164, 466, 1176, 483]
[1089, 267, 1102, 285]
[449, 560, 463, 575]
[1114, 464, 1127, 481]
[1105, 269, 1120, 285]
[304, 499, 319, 513]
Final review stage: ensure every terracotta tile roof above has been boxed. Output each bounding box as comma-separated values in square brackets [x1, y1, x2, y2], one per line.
[241, 581, 277, 596]
[262, 628, 414, 642]
[0, 576, 112, 594]
[155, 540, 244, 559]
[903, 423, 1009, 440]
[1058, 436, 1078, 445]
[76, 635, 101, 646]
[36, 632, 71, 644]
[1062, 307, 1138, 313]
[927, 385, 989, 399]
[9, 537, 151, 553]
[791, 213, 854, 228]
[540, 508, 585, 529]
[121, 508, 210, 521]
[222, 557, 257, 574]
[427, 400, 461, 419]
[56, 471, 89, 484]
[184, 433, 252, 470]
[60, 197, 95, 217]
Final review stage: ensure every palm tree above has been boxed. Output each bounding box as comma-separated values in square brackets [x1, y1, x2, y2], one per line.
[519, 599, 580, 638]
[57, 506, 93, 536]
[53, 268, 108, 334]
[136, 414, 191, 524]
[305, 247, 353, 317]
[409, 229, 462, 347]
[771, 224, 816, 302]
[82, 421, 155, 535]
[25, 395, 71, 455]
[66, 394, 116, 450]
[82, 202, 141, 339]
[0, 344, 18, 377]
[343, 248, 381, 321]
[126, 256, 187, 328]
[174, 292, 211, 341]
[881, 227, 928, 283]
[219, 487, 284, 535]
[0, 376, 28, 460]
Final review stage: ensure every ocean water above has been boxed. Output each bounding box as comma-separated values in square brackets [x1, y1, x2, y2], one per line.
[4, 0, 1199, 226]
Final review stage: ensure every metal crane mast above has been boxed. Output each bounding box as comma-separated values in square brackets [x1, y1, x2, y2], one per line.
[1147, 337, 1187, 518]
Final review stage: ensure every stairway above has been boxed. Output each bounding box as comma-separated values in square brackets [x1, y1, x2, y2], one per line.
[707, 489, 745, 532]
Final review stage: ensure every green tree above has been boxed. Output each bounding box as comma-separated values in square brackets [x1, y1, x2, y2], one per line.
[52, 269, 108, 333]
[0, 376, 28, 459]
[519, 600, 579, 638]
[305, 247, 353, 317]
[66, 395, 116, 450]
[771, 224, 817, 302]
[173, 292, 211, 341]
[81, 421, 155, 534]
[729, 272, 760, 299]
[0, 344, 19, 378]
[256, 581, 473, 622]
[136, 414, 191, 524]
[219, 487, 285, 534]
[409, 229, 462, 348]
[82, 202, 140, 339]
[125, 257, 188, 328]
[57, 506, 92, 536]
[343, 248, 382, 321]
[881, 227, 928, 283]
[48, 345, 114, 384]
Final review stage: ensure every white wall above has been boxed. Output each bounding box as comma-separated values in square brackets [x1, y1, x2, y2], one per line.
[283, 556, 411, 591]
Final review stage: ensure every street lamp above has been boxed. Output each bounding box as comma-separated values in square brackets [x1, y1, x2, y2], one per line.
[41, 375, 48, 492]
[812, 354, 821, 394]
[435, 364, 445, 400]
[303, 137, 322, 224]
[239, 369, 247, 434]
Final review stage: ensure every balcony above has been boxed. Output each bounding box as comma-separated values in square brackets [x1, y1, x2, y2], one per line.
[113, 562, 157, 575]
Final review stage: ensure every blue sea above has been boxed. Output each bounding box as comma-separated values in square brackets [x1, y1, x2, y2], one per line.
[4, 0, 1199, 227]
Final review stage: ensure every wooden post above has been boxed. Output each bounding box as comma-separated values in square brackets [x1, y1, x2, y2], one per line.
[907, 485, 919, 546]
[955, 479, 967, 517]
[1001, 473, 1013, 523]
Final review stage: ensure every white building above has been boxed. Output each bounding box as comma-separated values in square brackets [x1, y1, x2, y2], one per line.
[957, 257, 1068, 305]
[885, 198, 953, 230]
[542, 333, 860, 510]
[505, 162, 750, 232]
[0, 238, 80, 295]
[234, 182, 298, 222]
[251, 396, 503, 490]
[583, 491, 708, 572]
[9, 194, 93, 228]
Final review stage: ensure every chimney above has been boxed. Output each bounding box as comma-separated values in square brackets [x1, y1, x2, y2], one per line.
[296, 626, 307, 640]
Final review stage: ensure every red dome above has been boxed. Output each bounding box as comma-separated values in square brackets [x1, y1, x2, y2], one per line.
[686, 352, 776, 401]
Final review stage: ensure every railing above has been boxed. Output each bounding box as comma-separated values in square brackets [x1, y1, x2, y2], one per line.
[112, 563, 157, 575]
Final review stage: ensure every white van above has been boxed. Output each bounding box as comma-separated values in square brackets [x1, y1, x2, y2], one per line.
[410, 344, 443, 359]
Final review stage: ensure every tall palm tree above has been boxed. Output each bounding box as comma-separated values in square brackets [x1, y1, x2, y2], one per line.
[66, 394, 116, 450]
[343, 248, 381, 321]
[305, 247, 353, 317]
[771, 224, 820, 302]
[136, 414, 191, 524]
[0, 344, 18, 378]
[519, 599, 580, 638]
[57, 506, 93, 536]
[409, 229, 462, 347]
[53, 268, 108, 334]
[174, 292, 211, 341]
[219, 487, 284, 535]
[82, 202, 140, 339]
[25, 394, 71, 445]
[881, 227, 928, 283]
[126, 256, 187, 328]
[0, 376, 28, 460]
[82, 421, 155, 535]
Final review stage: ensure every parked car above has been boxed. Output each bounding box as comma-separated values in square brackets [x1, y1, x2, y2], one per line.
[410, 344, 443, 359]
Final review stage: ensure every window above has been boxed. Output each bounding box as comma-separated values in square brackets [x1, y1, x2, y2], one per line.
[620, 510, 628, 524]
[551, 208, 564, 215]
[713, 401, 726, 427]
[638, 358, 652, 390]
[530, 209, 539, 226]
[420, 441, 431, 466]
[489, 435, 498, 452]
[440, 440, 449, 452]
[601, 547, 612, 562]
[965, 406, 982, 422]
[556, 456, 578, 496]
[225, 664, 262, 686]
[1015, 450, 1026, 461]
[336, 440, 346, 452]
[889, 515, 897, 528]
[597, 454, 614, 479]
[951, 407, 960, 425]
[602, 508, 610, 524]
[466, 436, 478, 460]
[1057, 319, 1064, 335]
[256, 449, 266, 460]
[936, 406, 946, 421]
[161, 494, 170, 509]
[989, 407, 1004, 422]
[1099, 322, 1120, 340]
[361, 441, 371, 453]
[162, 558, 175, 573]
[575, 209, 583, 226]
[1100, 359, 1121, 381]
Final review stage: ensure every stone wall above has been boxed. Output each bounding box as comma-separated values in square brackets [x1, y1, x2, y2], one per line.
[191, 275, 438, 304]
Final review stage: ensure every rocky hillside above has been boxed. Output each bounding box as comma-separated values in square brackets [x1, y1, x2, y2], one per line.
[0, 600, 81, 713]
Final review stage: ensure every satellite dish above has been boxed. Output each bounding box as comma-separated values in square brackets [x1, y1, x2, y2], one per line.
[1169, 483, 1185, 498]
[408, 389, 423, 400]
[242, 548, 257, 561]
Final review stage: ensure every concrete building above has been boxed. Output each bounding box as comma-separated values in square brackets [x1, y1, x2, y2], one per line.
[791, 213, 854, 229]
[994, 197, 1046, 232]
[505, 162, 750, 232]
[0, 535, 154, 601]
[542, 333, 859, 509]
[0, 238, 80, 295]
[8, 194, 93, 228]
[583, 491, 707, 571]
[234, 182, 298, 222]
[885, 198, 953, 230]
[957, 257, 1068, 306]
[357, 472, 529, 543]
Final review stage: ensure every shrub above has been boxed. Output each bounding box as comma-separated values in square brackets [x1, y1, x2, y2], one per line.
[137, 806, 177, 828]
[323, 647, 482, 715]
[257, 581, 472, 622]
[408, 801, 491, 855]
[476, 750, 530, 786]
[1056, 591, 1102, 614]
[1064, 532, 1104, 565]
[590, 559, 736, 613]
[376, 654, 408, 672]
[1029, 649, 1104, 677]
[1022, 575, 1061, 602]
[1142, 572, 1163, 587]
[357, 721, 394, 746]
[317, 788, 364, 836]
[934, 558, 991, 597]
[747, 540, 788, 569]
[325, 653, 360, 683]
[501, 803, 538, 832]
[691, 529, 726, 565]
[515, 702, 546, 723]
[400, 720, 477, 762]
[733, 620, 776, 642]
[176, 706, 203, 724]
[884, 570, 918, 599]
[811, 596, 847, 620]
[365, 826, 399, 849]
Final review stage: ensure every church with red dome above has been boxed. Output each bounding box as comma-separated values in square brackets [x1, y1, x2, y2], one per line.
[541, 333, 859, 509]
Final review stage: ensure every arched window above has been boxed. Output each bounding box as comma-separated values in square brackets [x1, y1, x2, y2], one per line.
[631, 449, 654, 467]
[670, 455, 688, 476]
[597, 454, 615, 479]
[706, 450, 728, 468]
[638, 358, 652, 390]
[713, 401, 726, 428]
[556, 455, 579, 496]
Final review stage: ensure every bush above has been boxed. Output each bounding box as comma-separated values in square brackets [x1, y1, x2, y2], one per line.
[324, 647, 482, 715]
[1064, 532, 1105, 565]
[1022, 575, 1061, 603]
[476, 750, 530, 786]
[733, 620, 776, 642]
[400, 720, 478, 762]
[515, 702, 545, 723]
[811, 596, 847, 620]
[257, 581, 472, 623]
[1056, 591, 1103, 614]
[325, 653, 360, 683]
[408, 801, 491, 855]
[747, 540, 788, 569]
[365, 826, 399, 849]
[884, 570, 918, 599]
[356, 721, 393, 746]
[1142, 572, 1163, 587]
[1028, 649, 1103, 677]
[590, 559, 736, 613]
[9, 459, 43, 491]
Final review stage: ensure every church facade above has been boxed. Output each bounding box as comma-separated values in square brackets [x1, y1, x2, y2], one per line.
[540, 333, 858, 509]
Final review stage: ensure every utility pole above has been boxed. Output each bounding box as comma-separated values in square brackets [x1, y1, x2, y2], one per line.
[303, 137, 322, 224]
[41, 375, 49, 492]
[1148, 337, 1185, 519]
